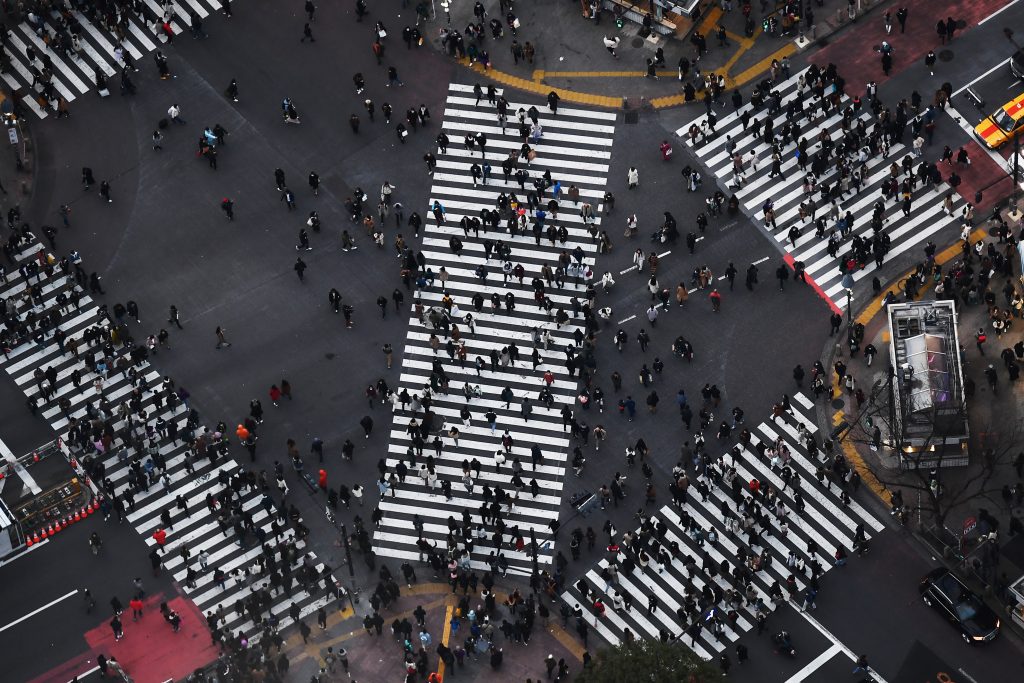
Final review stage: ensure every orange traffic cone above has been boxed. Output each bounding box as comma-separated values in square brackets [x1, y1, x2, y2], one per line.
[26, 536, 33, 547]
[39, 528, 48, 539]
[32, 532, 39, 544]
[48, 524, 55, 536]
[91, 499, 99, 512]
[74, 510, 81, 522]
[53, 520, 61, 533]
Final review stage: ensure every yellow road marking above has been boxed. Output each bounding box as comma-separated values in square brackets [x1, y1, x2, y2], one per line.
[727, 42, 797, 90]
[651, 41, 797, 108]
[831, 228, 987, 504]
[465, 60, 623, 108]
[436, 604, 454, 680]
[853, 228, 986, 326]
[832, 410, 887, 500]
[548, 622, 587, 660]
[695, 5, 723, 36]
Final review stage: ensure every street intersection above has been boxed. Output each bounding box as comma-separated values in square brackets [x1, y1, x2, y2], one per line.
[0, 1, 1022, 682]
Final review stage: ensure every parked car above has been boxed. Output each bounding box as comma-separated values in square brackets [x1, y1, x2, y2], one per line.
[919, 568, 1000, 643]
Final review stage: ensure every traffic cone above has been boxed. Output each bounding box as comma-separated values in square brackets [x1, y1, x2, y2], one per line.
[39, 528, 47, 539]
[26, 536, 33, 546]
[32, 532, 39, 544]
[53, 520, 61, 533]
[48, 524, 55, 536]
[74, 510, 81, 522]
[91, 499, 99, 512]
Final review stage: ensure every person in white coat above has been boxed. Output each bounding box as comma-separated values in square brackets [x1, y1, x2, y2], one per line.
[627, 166, 639, 189]
[603, 35, 620, 58]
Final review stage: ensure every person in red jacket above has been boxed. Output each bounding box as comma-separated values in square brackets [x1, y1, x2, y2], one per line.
[130, 596, 144, 621]
[269, 384, 282, 406]
[152, 527, 167, 551]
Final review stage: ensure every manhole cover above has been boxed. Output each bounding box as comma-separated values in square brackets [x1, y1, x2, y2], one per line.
[325, 352, 336, 360]
[631, 37, 644, 48]
[938, 50, 954, 62]
[830, 398, 846, 410]
[624, 111, 639, 124]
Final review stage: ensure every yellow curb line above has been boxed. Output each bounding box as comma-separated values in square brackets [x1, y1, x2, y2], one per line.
[548, 623, 587, 660]
[853, 228, 986, 326]
[436, 603, 455, 679]
[463, 60, 623, 108]
[695, 5, 724, 37]
[650, 41, 797, 108]
[726, 41, 797, 90]
[830, 228, 987, 504]
[832, 410, 888, 500]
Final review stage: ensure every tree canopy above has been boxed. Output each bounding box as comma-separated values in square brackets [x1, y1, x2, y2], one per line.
[575, 639, 720, 683]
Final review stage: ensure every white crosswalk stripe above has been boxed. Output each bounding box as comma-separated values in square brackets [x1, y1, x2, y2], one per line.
[675, 68, 966, 310]
[0, 238, 336, 643]
[371, 84, 616, 577]
[2, 0, 229, 117]
[559, 393, 885, 655]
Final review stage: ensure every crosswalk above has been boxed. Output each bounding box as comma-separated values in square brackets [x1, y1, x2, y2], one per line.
[2, 0, 231, 118]
[559, 393, 885, 657]
[676, 68, 965, 310]
[370, 84, 617, 576]
[0, 240, 334, 642]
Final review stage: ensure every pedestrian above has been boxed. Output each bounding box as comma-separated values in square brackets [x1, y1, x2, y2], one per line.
[99, 180, 113, 203]
[627, 166, 639, 189]
[110, 615, 124, 640]
[896, 6, 908, 32]
[220, 198, 234, 220]
[215, 326, 231, 349]
[168, 305, 183, 329]
[301, 23, 315, 42]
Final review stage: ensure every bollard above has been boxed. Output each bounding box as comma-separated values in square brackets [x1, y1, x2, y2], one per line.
[811, 24, 817, 40]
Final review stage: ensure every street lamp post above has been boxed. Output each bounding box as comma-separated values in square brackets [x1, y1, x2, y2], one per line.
[841, 273, 855, 325]
[339, 522, 359, 605]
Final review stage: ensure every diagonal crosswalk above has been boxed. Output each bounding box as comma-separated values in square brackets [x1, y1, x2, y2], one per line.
[559, 393, 885, 656]
[676, 68, 966, 310]
[2, 0, 231, 118]
[370, 84, 617, 577]
[0, 238, 334, 643]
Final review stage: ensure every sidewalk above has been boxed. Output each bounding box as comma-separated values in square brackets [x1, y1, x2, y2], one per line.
[824, 201, 1024, 582]
[282, 582, 584, 682]
[0, 90, 35, 219]
[424, 0, 894, 108]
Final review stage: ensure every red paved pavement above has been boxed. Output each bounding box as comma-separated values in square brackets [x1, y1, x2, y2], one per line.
[815, 0, 1006, 96]
[949, 148, 1008, 213]
[28, 593, 217, 683]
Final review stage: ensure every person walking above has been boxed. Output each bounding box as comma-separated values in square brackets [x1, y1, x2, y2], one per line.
[215, 326, 231, 349]
[294, 257, 308, 282]
[110, 615, 124, 640]
[168, 305, 183, 329]
[221, 198, 234, 220]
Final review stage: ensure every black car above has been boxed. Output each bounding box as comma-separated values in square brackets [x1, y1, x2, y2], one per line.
[919, 568, 1000, 643]
[1012, 50, 1024, 81]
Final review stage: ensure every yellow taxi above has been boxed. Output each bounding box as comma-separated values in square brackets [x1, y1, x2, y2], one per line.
[975, 92, 1024, 149]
